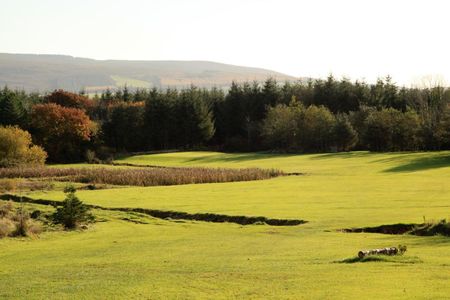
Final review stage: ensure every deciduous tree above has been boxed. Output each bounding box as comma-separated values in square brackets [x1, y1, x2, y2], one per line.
[0, 125, 47, 167]
[30, 103, 95, 161]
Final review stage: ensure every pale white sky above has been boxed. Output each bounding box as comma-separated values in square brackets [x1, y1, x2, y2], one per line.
[1, 0, 449, 85]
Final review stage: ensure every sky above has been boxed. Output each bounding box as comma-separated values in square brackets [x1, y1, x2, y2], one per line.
[1, 0, 449, 85]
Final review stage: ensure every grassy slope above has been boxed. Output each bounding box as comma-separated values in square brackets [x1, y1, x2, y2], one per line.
[1, 151, 450, 299]
[110, 75, 151, 88]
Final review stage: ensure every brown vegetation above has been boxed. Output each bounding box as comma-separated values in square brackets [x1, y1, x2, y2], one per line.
[30, 103, 96, 162]
[0, 178, 54, 193]
[0, 201, 42, 238]
[0, 166, 284, 186]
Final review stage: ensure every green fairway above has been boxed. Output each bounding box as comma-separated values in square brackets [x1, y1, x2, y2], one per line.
[1, 151, 450, 299]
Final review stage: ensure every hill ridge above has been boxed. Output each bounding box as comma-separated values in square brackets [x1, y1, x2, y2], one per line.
[0, 53, 299, 92]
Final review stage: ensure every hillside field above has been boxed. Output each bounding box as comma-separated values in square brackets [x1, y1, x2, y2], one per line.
[0, 53, 297, 92]
[1, 151, 449, 299]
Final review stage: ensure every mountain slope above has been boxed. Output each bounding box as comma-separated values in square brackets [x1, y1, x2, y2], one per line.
[0, 53, 298, 92]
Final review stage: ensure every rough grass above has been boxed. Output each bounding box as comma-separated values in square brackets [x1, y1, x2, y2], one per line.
[0, 166, 283, 186]
[0, 201, 43, 238]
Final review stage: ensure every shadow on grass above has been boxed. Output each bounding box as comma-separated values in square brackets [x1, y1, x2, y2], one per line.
[310, 151, 450, 173]
[184, 152, 298, 164]
[118, 150, 450, 173]
[309, 151, 380, 160]
[117, 152, 300, 165]
[336, 255, 422, 264]
[383, 154, 450, 173]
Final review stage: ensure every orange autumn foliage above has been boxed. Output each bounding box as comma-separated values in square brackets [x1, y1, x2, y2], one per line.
[45, 90, 94, 111]
[31, 103, 96, 161]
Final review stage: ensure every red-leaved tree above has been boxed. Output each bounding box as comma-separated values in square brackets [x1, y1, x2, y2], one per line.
[30, 103, 96, 161]
[45, 90, 94, 111]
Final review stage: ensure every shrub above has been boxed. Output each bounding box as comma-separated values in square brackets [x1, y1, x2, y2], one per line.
[0, 218, 15, 237]
[0, 126, 47, 167]
[26, 220, 42, 236]
[85, 150, 96, 164]
[0, 201, 14, 218]
[0, 200, 45, 238]
[52, 186, 94, 229]
[11, 205, 30, 237]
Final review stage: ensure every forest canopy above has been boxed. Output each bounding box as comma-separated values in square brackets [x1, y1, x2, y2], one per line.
[1, 76, 449, 162]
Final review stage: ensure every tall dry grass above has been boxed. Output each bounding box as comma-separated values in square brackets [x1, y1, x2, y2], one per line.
[0, 200, 42, 238]
[0, 166, 284, 186]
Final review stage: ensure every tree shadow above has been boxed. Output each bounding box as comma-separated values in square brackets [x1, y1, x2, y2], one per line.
[309, 151, 376, 160]
[383, 154, 450, 173]
[311, 151, 450, 173]
[337, 256, 387, 263]
[184, 152, 298, 164]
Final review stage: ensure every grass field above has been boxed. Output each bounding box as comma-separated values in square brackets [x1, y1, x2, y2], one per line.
[1, 151, 449, 299]
[110, 75, 151, 89]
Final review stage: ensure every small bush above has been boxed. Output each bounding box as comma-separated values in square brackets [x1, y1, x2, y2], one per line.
[0, 218, 15, 237]
[27, 220, 43, 236]
[52, 185, 94, 229]
[398, 244, 408, 254]
[0, 201, 46, 238]
[413, 219, 450, 236]
[11, 206, 30, 237]
[85, 150, 96, 164]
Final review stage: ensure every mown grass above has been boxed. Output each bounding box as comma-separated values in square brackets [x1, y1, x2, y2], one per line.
[1, 151, 450, 299]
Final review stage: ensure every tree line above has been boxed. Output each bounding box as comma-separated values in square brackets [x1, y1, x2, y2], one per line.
[1, 75, 450, 162]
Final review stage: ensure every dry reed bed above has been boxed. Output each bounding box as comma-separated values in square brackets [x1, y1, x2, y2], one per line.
[0, 166, 284, 186]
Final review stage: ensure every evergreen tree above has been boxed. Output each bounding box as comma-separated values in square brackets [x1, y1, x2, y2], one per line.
[102, 103, 145, 151]
[0, 87, 25, 126]
[144, 88, 176, 149]
[53, 185, 94, 229]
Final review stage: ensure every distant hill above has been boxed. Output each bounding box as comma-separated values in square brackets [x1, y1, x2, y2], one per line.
[0, 53, 298, 93]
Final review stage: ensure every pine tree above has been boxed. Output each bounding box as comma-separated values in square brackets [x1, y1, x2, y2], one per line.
[53, 185, 93, 229]
[0, 87, 24, 126]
